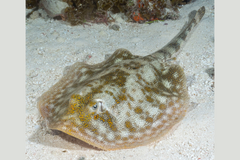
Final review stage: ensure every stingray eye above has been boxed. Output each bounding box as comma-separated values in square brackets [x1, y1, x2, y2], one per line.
[92, 104, 98, 110]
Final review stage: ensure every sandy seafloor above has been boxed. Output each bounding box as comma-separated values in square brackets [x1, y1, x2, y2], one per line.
[25, 0, 214, 159]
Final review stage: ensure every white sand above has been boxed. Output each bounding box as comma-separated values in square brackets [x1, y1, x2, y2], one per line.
[25, 0, 214, 159]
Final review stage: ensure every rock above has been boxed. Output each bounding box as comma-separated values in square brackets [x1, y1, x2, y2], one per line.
[205, 68, 214, 79]
[39, 0, 69, 18]
[38, 9, 49, 19]
[109, 24, 120, 31]
[30, 11, 39, 19]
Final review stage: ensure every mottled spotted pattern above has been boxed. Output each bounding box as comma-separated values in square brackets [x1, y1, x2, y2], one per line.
[37, 7, 205, 150]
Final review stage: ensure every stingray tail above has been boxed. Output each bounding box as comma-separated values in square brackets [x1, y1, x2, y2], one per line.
[148, 6, 205, 61]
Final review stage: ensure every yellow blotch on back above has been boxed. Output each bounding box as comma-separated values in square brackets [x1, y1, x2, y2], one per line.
[134, 107, 143, 114]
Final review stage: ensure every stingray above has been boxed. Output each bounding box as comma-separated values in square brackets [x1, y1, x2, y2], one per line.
[37, 6, 205, 150]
